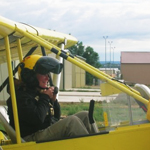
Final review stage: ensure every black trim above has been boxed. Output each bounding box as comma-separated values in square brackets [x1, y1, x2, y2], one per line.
[60, 52, 68, 60]
[41, 46, 46, 56]
[61, 50, 74, 58]
[68, 54, 74, 58]
[51, 48, 59, 55]
[51, 48, 68, 59]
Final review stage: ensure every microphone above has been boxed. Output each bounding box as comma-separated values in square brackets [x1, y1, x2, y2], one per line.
[53, 86, 58, 94]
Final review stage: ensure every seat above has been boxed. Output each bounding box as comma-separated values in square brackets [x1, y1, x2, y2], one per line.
[0, 106, 25, 143]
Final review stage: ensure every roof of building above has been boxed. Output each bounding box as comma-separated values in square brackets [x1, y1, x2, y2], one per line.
[121, 51, 150, 63]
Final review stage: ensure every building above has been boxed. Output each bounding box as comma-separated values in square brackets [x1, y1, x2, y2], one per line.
[60, 56, 86, 90]
[100, 68, 120, 78]
[121, 51, 150, 85]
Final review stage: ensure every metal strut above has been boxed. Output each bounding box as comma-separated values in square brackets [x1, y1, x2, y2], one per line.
[13, 26, 149, 106]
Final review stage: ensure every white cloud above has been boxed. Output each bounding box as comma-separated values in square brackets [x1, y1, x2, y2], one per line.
[1, 0, 150, 61]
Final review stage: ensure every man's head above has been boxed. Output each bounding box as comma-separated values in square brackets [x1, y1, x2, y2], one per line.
[18, 55, 63, 88]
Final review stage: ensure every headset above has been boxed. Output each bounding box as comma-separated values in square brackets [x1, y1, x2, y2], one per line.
[19, 55, 63, 92]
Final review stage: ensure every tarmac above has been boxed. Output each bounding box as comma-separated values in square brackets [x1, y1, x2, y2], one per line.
[58, 89, 118, 102]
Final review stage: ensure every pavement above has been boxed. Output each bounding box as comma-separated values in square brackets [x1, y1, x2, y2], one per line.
[58, 89, 118, 102]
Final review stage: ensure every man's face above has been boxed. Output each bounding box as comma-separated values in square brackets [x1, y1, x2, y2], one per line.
[36, 74, 49, 88]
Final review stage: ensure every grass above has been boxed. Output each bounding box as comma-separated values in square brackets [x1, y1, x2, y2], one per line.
[60, 97, 147, 128]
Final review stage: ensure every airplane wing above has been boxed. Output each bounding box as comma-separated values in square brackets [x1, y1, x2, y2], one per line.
[0, 16, 77, 64]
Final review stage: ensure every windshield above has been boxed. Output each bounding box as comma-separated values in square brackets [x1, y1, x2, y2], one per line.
[101, 93, 147, 128]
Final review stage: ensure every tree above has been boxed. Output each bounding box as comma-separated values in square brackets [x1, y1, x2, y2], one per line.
[68, 42, 101, 85]
[68, 41, 84, 56]
[83, 46, 101, 85]
[83, 46, 101, 68]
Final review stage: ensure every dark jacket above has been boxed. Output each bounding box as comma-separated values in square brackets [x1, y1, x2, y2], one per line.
[7, 87, 61, 137]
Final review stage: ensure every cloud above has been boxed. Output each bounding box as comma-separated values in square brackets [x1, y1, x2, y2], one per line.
[1, 0, 150, 61]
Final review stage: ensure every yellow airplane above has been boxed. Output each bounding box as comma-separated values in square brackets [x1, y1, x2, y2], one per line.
[0, 15, 150, 150]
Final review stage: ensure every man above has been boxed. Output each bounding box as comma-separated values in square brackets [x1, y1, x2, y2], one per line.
[7, 54, 98, 142]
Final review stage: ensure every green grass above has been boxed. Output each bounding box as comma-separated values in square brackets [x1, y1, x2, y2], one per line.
[60, 99, 147, 128]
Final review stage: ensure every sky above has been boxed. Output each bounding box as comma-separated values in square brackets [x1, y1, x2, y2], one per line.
[1, 0, 150, 62]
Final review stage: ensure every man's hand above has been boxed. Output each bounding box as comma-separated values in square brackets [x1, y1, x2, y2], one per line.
[41, 86, 57, 102]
